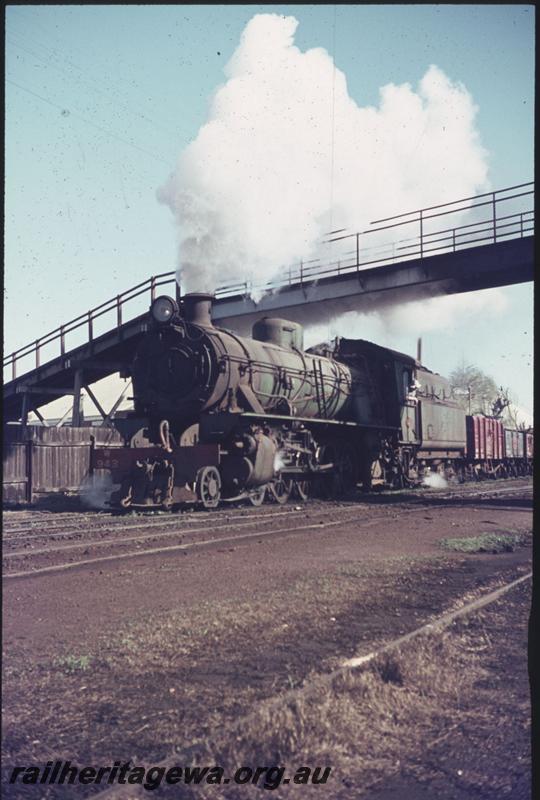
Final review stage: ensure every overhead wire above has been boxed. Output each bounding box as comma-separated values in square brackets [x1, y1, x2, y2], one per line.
[325, 2, 339, 339]
[7, 8, 147, 97]
[328, 4, 338, 237]
[6, 78, 171, 166]
[6, 34, 186, 141]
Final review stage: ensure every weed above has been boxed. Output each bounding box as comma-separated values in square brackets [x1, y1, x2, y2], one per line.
[163, 584, 530, 799]
[440, 532, 529, 554]
[54, 655, 91, 673]
[374, 654, 404, 685]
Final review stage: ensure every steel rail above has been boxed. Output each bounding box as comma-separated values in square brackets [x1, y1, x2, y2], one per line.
[2, 505, 336, 547]
[3, 484, 532, 578]
[3, 481, 532, 540]
[3, 513, 373, 580]
[3, 508, 371, 561]
[1, 506, 303, 539]
[343, 570, 532, 667]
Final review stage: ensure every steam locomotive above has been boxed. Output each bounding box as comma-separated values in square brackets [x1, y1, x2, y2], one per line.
[91, 293, 533, 509]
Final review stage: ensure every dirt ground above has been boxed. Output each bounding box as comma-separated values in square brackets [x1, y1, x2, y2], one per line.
[359, 578, 532, 800]
[2, 480, 533, 798]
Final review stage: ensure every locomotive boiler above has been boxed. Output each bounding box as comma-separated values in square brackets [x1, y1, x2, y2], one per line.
[131, 293, 353, 437]
[91, 292, 532, 510]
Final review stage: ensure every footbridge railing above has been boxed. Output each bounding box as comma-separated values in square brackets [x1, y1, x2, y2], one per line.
[4, 272, 178, 382]
[4, 181, 533, 383]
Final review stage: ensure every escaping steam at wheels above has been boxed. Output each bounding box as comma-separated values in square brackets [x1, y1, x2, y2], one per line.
[91, 293, 533, 510]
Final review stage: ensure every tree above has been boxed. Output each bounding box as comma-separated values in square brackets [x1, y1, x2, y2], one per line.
[499, 387, 529, 430]
[449, 363, 499, 415]
[449, 364, 528, 428]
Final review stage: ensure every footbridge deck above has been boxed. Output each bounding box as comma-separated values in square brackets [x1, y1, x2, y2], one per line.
[4, 182, 533, 424]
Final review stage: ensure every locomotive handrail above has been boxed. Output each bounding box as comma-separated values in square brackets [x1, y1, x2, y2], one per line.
[4, 181, 533, 383]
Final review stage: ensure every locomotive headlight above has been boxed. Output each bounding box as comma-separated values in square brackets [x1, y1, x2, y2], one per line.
[151, 295, 178, 324]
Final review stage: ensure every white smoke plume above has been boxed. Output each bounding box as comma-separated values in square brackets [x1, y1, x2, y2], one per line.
[274, 450, 286, 473]
[375, 287, 508, 335]
[300, 285, 509, 353]
[158, 13, 489, 296]
[422, 473, 448, 489]
[79, 471, 117, 510]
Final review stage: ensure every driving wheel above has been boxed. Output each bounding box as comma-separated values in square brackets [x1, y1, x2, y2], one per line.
[196, 466, 221, 509]
[269, 477, 293, 504]
[294, 480, 310, 501]
[248, 485, 267, 506]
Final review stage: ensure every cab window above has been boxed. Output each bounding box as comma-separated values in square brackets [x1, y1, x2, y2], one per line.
[403, 370, 411, 397]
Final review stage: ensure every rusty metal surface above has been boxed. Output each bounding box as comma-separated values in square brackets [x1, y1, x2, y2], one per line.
[92, 443, 220, 485]
[418, 401, 467, 450]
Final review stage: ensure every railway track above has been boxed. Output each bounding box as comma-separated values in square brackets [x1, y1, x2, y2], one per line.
[3, 506, 354, 560]
[2, 479, 531, 540]
[4, 481, 530, 542]
[1, 506, 305, 541]
[3, 481, 532, 580]
[3, 503, 398, 578]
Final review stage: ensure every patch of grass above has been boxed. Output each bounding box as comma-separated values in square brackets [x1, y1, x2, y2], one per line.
[374, 654, 404, 685]
[2, 558, 433, 774]
[2, 552, 531, 800]
[440, 531, 529, 554]
[53, 654, 92, 673]
[152, 583, 530, 799]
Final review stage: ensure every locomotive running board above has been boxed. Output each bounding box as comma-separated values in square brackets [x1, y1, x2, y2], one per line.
[238, 412, 398, 431]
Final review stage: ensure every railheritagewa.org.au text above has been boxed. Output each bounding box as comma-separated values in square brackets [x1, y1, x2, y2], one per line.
[9, 760, 332, 791]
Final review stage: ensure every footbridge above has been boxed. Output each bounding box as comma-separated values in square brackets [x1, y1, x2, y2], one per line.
[4, 182, 534, 424]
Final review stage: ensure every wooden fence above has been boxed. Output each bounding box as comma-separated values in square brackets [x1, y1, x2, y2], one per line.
[3, 425, 123, 505]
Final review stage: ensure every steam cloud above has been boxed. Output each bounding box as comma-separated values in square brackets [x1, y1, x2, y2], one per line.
[301, 285, 509, 349]
[80, 471, 117, 510]
[422, 473, 448, 489]
[159, 13, 489, 296]
[274, 451, 286, 473]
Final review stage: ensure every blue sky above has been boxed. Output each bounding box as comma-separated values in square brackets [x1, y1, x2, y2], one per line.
[4, 4, 534, 416]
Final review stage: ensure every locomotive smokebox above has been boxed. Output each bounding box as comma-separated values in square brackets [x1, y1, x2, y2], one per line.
[183, 293, 214, 327]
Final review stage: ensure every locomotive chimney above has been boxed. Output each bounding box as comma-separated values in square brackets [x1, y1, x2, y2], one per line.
[416, 337, 422, 363]
[183, 293, 214, 327]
